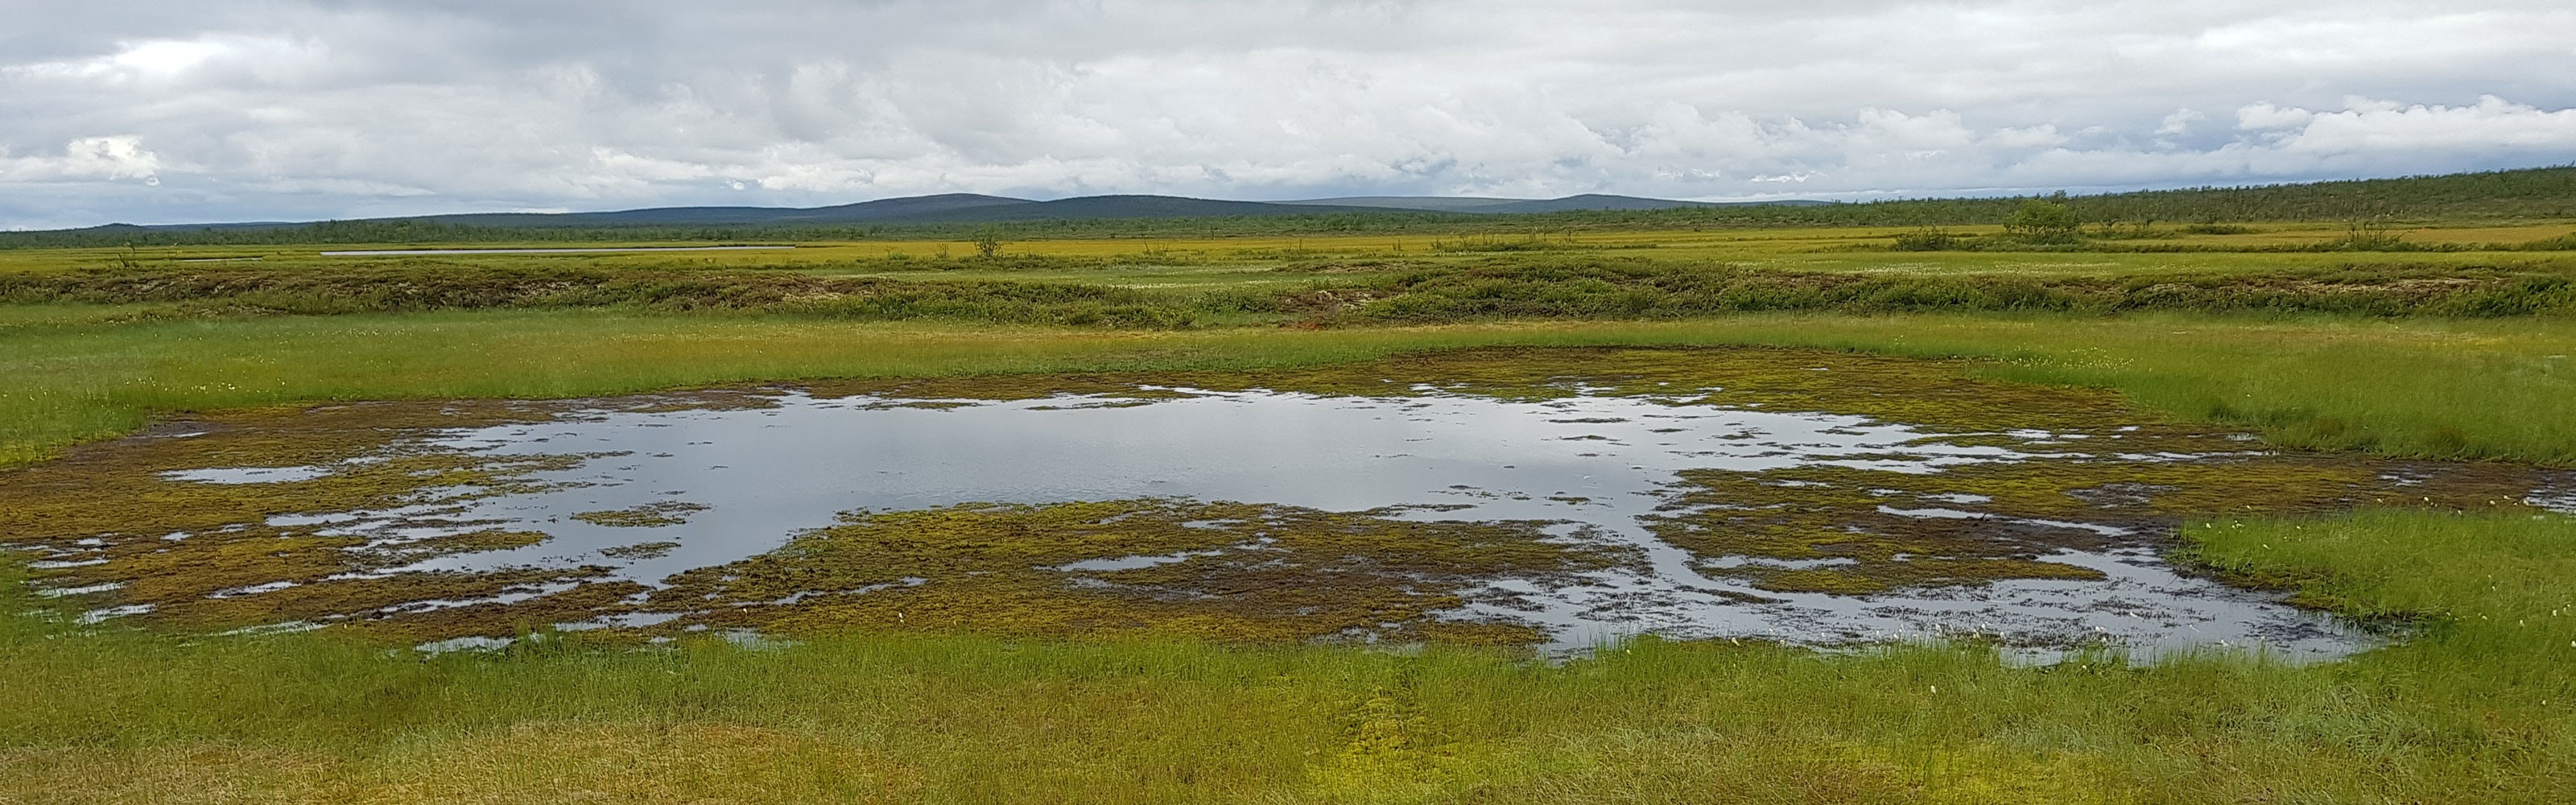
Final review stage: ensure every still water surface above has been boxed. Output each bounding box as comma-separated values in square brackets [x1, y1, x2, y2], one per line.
[174, 384, 2368, 658]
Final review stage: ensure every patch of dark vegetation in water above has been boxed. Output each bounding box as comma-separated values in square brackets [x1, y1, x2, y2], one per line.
[597, 541, 679, 559]
[1, 346, 2562, 649]
[0, 395, 704, 642]
[644, 499, 1620, 645]
[572, 501, 712, 528]
[1648, 459, 2540, 597]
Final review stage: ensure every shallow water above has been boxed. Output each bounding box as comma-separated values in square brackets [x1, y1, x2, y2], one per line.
[183, 383, 2368, 658]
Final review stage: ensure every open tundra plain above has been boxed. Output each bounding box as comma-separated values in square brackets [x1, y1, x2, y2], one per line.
[6, 171, 2576, 803]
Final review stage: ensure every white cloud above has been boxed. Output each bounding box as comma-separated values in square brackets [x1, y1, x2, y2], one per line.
[2236, 102, 2318, 130]
[94, 39, 223, 76]
[2157, 109, 2207, 137]
[9, 35, 331, 89]
[2263, 95, 2576, 151]
[0, 136, 163, 184]
[0, 1, 2570, 227]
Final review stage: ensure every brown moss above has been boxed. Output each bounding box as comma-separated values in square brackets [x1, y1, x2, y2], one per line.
[571, 502, 712, 528]
[646, 499, 1612, 646]
[1645, 439, 2551, 594]
[171, 569, 634, 643]
[0, 397, 617, 639]
[1757, 560, 2107, 596]
[599, 541, 679, 559]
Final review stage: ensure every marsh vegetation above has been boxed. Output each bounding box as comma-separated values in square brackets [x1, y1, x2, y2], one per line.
[4, 171, 2575, 803]
[27, 346, 2553, 658]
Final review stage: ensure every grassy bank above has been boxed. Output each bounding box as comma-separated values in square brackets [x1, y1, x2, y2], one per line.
[5, 508, 2570, 803]
[3, 312, 2571, 468]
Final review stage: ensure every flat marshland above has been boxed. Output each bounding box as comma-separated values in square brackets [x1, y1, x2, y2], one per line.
[4, 178, 2576, 803]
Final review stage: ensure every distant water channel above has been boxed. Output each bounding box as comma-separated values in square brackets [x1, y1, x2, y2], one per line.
[163, 384, 2377, 659]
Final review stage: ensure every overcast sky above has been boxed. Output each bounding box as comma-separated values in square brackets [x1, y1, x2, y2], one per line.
[2, 1, 2570, 229]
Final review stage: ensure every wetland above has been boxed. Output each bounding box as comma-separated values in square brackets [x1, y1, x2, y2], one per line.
[10, 348, 2560, 657]
[7, 171, 2576, 802]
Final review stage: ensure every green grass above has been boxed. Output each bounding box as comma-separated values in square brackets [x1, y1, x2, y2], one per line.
[2191, 511, 2576, 634]
[6, 510, 2572, 803]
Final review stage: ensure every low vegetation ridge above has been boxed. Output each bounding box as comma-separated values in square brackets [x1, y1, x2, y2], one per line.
[5, 165, 2568, 247]
[8, 258, 2570, 327]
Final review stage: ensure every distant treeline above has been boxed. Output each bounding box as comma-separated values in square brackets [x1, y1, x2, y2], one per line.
[1527, 166, 2576, 231]
[5, 166, 2570, 249]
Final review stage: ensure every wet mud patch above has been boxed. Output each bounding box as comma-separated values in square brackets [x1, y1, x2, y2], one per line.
[2, 347, 2564, 654]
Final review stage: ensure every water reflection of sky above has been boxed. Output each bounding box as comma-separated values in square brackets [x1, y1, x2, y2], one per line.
[202, 387, 2368, 659]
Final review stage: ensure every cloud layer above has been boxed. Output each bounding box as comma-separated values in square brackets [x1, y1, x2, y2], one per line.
[2, 1, 2570, 228]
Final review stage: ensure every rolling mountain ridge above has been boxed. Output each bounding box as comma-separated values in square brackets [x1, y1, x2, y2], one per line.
[74, 192, 1800, 232]
[1280, 194, 1832, 213]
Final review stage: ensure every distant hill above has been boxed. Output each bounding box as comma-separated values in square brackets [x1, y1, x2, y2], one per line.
[66, 193, 1416, 234]
[416, 193, 1036, 227]
[398, 192, 1806, 227]
[64, 192, 1808, 233]
[1282, 194, 1830, 214]
[866, 195, 1404, 222]
[1277, 196, 1531, 213]
[6, 165, 2566, 248]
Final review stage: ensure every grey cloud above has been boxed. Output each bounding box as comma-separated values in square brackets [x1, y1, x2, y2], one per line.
[1, 0, 2570, 228]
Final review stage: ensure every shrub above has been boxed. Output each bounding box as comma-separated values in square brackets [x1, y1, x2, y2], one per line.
[1889, 228, 1962, 251]
[2002, 200, 2083, 243]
